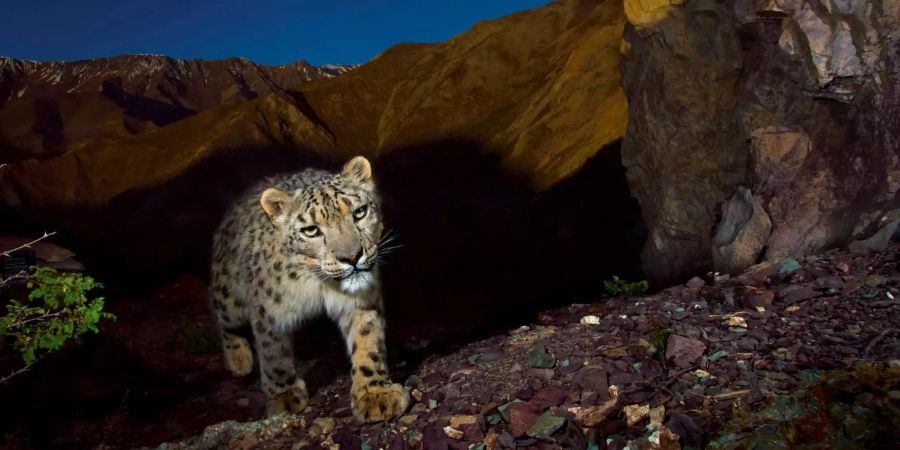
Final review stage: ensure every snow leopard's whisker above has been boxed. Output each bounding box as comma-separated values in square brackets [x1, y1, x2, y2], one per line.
[377, 230, 398, 246]
[377, 244, 403, 254]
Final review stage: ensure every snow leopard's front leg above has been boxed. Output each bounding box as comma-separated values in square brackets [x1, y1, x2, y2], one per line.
[252, 302, 308, 416]
[335, 300, 409, 422]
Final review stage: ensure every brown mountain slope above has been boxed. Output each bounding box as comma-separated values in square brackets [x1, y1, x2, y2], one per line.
[0, 55, 354, 163]
[0, 94, 334, 208]
[0, 0, 627, 210]
[300, 0, 627, 188]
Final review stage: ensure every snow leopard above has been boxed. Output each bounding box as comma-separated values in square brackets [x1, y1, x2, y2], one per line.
[209, 156, 409, 422]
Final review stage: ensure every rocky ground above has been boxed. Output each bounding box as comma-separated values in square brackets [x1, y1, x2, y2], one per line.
[156, 244, 900, 450]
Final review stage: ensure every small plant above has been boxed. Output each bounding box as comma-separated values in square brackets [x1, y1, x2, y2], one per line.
[649, 325, 671, 363]
[603, 276, 649, 297]
[1, 266, 114, 380]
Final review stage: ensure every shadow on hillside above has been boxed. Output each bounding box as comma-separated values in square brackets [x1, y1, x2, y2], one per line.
[375, 139, 645, 350]
[0, 138, 645, 448]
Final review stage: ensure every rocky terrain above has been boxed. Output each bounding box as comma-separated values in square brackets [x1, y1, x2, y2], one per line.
[151, 243, 900, 450]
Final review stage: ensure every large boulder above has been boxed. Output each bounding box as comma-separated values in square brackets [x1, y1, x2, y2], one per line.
[621, 0, 900, 284]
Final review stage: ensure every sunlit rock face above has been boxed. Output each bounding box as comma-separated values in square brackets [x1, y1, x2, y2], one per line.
[621, 0, 900, 284]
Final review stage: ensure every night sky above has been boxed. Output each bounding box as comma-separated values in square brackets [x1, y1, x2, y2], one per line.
[0, 0, 551, 65]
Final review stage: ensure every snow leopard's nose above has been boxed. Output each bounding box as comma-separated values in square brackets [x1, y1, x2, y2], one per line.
[338, 249, 362, 265]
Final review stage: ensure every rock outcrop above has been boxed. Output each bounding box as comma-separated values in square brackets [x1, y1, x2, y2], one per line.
[621, 0, 900, 283]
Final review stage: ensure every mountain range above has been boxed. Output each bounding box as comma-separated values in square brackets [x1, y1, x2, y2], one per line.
[0, 0, 626, 210]
[0, 55, 354, 165]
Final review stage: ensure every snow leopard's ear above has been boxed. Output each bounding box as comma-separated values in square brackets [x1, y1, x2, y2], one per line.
[341, 156, 373, 189]
[260, 188, 290, 221]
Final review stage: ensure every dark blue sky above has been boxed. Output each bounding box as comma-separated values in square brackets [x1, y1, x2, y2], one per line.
[0, 0, 551, 66]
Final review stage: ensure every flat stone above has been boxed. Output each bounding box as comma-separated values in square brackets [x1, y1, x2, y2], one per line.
[666, 335, 707, 369]
[528, 368, 555, 381]
[686, 276, 706, 290]
[530, 387, 568, 409]
[574, 366, 609, 396]
[527, 343, 556, 368]
[509, 402, 541, 437]
[526, 413, 566, 439]
[448, 415, 477, 428]
[783, 286, 821, 304]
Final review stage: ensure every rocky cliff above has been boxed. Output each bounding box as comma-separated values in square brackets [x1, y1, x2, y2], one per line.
[621, 0, 900, 284]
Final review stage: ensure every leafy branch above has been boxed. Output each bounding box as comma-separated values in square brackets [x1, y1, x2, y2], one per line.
[1, 239, 114, 383]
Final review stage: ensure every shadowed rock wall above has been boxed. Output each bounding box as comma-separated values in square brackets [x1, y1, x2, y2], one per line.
[621, 0, 900, 284]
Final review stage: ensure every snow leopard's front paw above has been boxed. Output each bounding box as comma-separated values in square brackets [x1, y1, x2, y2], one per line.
[266, 383, 309, 416]
[223, 336, 254, 376]
[351, 381, 410, 422]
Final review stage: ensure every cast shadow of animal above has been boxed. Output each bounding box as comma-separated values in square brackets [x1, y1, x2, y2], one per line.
[4, 137, 644, 390]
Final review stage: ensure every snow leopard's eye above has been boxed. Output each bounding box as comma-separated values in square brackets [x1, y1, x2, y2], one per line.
[300, 225, 320, 238]
[352, 204, 369, 221]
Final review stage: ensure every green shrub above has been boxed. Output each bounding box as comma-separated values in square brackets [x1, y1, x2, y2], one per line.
[603, 276, 649, 297]
[1, 267, 114, 368]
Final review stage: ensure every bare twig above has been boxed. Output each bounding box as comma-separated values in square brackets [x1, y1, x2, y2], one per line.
[0, 270, 28, 289]
[863, 330, 892, 358]
[1, 231, 57, 257]
[0, 357, 41, 384]
[712, 389, 750, 400]
[6, 310, 66, 330]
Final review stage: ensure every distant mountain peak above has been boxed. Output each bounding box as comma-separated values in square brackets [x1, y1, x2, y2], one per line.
[0, 54, 357, 111]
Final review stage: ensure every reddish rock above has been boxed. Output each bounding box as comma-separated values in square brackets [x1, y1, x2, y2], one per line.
[783, 286, 821, 304]
[508, 402, 542, 437]
[460, 423, 484, 443]
[743, 289, 775, 309]
[665, 335, 707, 369]
[530, 387, 568, 409]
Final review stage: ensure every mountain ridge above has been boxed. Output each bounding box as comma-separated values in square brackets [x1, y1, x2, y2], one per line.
[0, 54, 355, 164]
[0, 54, 356, 108]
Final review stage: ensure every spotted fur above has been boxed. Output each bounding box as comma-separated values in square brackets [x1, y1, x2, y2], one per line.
[210, 156, 409, 422]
